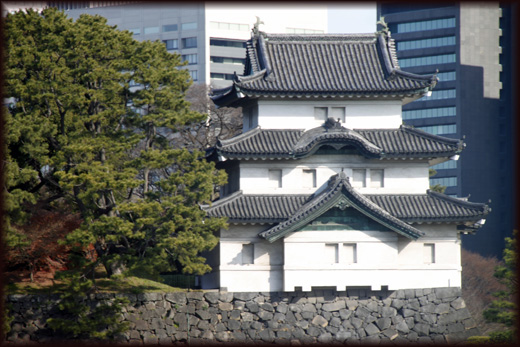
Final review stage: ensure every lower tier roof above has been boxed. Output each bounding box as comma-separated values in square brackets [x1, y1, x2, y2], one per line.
[202, 175, 490, 234]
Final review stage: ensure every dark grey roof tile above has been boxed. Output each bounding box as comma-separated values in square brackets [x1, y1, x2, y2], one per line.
[213, 124, 463, 159]
[203, 187, 489, 225]
[212, 32, 438, 106]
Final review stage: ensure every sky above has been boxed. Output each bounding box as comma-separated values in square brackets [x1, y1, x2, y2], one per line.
[328, 3, 377, 34]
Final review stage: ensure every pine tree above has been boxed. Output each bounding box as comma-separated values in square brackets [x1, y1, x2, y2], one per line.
[4, 8, 227, 279]
[483, 231, 517, 342]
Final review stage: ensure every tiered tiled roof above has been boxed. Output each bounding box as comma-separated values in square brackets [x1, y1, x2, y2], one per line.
[202, 173, 490, 241]
[212, 32, 438, 107]
[208, 123, 464, 160]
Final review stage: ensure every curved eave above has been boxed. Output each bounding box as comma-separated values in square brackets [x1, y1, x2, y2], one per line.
[428, 190, 491, 214]
[233, 87, 431, 100]
[377, 33, 438, 88]
[211, 151, 459, 162]
[210, 84, 243, 108]
[401, 125, 464, 151]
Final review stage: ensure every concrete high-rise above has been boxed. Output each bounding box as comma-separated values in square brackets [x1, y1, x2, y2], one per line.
[377, 3, 516, 257]
[55, 2, 327, 88]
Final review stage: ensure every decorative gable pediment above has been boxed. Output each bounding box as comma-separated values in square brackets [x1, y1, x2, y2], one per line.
[292, 118, 383, 159]
[258, 172, 425, 242]
[299, 207, 391, 232]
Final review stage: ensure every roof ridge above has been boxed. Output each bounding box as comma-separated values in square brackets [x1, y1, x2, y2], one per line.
[265, 33, 376, 41]
[427, 190, 491, 212]
[376, 33, 438, 85]
[200, 190, 244, 211]
[236, 69, 266, 83]
[401, 124, 463, 146]
[217, 127, 263, 146]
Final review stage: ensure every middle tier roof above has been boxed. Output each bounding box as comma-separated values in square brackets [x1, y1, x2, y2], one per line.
[208, 123, 464, 160]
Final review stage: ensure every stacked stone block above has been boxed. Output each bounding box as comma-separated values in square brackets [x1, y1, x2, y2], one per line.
[5, 287, 479, 344]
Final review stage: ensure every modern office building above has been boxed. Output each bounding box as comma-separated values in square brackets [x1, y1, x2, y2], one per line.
[377, 3, 516, 257]
[55, 2, 327, 88]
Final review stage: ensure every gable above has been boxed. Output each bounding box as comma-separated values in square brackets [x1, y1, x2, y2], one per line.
[299, 207, 391, 232]
[258, 172, 425, 242]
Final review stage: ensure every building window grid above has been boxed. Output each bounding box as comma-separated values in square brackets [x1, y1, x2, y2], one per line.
[210, 56, 245, 65]
[210, 39, 247, 48]
[210, 21, 249, 31]
[189, 70, 198, 81]
[210, 73, 234, 81]
[181, 54, 198, 65]
[431, 161, 457, 170]
[181, 22, 197, 31]
[397, 36, 456, 51]
[143, 26, 160, 35]
[420, 89, 456, 101]
[182, 37, 197, 49]
[399, 54, 456, 68]
[430, 176, 457, 187]
[397, 17, 456, 34]
[417, 124, 456, 135]
[437, 71, 456, 82]
[163, 24, 178, 32]
[163, 39, 178, 50]
[402, 106, 456, 120]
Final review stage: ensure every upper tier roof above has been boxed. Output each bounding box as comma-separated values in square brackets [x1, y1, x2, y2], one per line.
[211, 31, 438, 107]
[207, 121, 464, 160]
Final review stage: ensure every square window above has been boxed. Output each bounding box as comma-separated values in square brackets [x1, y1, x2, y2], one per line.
[302, 169, 317, 188]
[182, 37, 197, 49]
[314, 107, 328, 121]
[163, 24, 178, 32]
[331, 107, 345, 122]
[163, 39, 178, 50]
[352, 169, 366, 188]
[344, 244, 357, 264]
[181, 22, 197, 31]
[268, 169, 282, 188]
[370, 169, 384, 188]
[189, 70, 198, 81]
[143, 26, 159, 35]
[181, 54, 198, 65]
[424, 244, 435, 264]
[242, 244, 254, 265]
[325, 244, 339, 264]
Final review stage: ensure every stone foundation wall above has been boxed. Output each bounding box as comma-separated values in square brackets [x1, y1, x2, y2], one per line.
[5, 287, 479, 344]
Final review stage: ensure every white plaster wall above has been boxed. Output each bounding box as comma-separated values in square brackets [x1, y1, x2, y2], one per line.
[220, 268, 283, 292]
[284, 269, 461, 291]
[256, 100, 403, 130]
[219, 225, 284, 292]
[239, 157, 430, 195]
[282, 227, 462, 291]
[217, 224, 462, 292]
